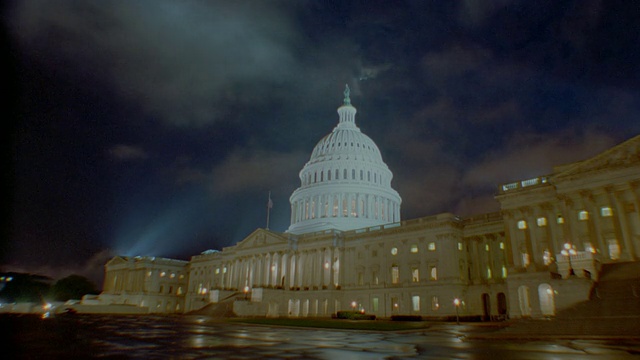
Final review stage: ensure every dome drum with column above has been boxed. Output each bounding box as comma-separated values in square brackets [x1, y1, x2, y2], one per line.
[287, 85, 401, 234]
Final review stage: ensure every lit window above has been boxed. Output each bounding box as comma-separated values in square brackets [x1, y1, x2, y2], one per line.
[485, 244, 490, 252]
[583, 243, 596, 254]
[160, 271, 166, 277]
[458, 242, 463, 251]
[372, 271, 379, 285]
[543, 250, 552, 265]
[412, 268, 420, 282]
[215, 268, 220, 274]
[177, 287, 183, 295]
[372, 297, 379, 311]
[487, 267, 492, 279]
[429, 266, 438, 281]
[431, 296, 440, 311]
[537, 217, 547, 227]
[579, 211, 589, 220]
[557, 215, 565, 224]
[391, 266, 399, 284]
[601, 207, 613, 217]
[410, 244, 418, 253]
[517, 220, 527, 229]
[179, 274, 184, 279]
[412, 296, 420, 311]
[223, 267, 227, 273]
[502, 266, 508, 278]
[608, 239, 620, 260]
[147, 271, 152, 277]
[428, 242, 436, 251]
[391, 247, 398, 255]
[499, 242, 505, 250]
[522, 253, 530, 267]
[170, 273, 175, 279]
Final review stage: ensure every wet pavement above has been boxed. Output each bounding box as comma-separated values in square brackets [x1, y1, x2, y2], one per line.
[2, 314, 640, 359]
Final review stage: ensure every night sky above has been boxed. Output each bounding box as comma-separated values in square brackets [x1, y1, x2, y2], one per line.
[4, 1, 640, 286]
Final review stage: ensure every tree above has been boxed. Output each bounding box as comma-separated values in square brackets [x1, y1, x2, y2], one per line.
[0, 272, 52, 303]
[49, 275, 99, 302]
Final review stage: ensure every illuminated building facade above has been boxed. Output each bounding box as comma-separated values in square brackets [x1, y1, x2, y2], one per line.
[98, 88, 640, 319]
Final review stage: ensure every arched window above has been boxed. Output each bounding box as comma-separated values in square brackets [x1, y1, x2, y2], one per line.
[342, 198, 348, 217]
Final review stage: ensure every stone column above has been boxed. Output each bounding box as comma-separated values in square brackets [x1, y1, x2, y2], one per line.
[580, 190, 607, 257]
[608, 186, 634, 260]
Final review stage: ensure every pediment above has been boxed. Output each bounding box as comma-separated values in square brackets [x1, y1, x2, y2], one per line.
[105, 256, 129, 266]
[552, 135, 640, 180]
[234, 228, 288, 251]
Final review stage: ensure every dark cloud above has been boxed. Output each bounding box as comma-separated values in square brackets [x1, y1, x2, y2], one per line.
[10, 0, 302, 127]
[5, 0, 640, 284]
[109, 144, 148, 161]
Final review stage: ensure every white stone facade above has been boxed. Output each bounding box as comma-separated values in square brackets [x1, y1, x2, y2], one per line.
[99, 89, 640, 318]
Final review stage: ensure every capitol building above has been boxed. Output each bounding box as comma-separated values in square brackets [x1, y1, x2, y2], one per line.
[95, 86, 640, 319]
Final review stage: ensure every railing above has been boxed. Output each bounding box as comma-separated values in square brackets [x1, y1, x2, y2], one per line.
[500, 176, 549, 192]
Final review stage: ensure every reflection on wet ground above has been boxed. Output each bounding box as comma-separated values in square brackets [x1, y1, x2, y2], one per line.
[2, 314, 639, 359]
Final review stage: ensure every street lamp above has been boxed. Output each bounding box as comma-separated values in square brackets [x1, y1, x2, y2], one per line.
[453, 298, 460, 325]
[244, 286, 250, 300]
[351, 301, 357, 311]
[560, 243, 577, 277]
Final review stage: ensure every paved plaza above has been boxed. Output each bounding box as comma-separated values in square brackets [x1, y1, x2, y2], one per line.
[3, 314, 640, 359]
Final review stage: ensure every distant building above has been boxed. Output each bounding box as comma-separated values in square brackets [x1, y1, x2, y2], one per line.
[98, 87, 640, 318]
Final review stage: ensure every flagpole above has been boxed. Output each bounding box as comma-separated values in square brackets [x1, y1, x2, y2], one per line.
[266, 191, 272, 230]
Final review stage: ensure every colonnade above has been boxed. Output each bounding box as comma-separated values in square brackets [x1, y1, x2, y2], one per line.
[504, 182, 640, 268]
[212, 247, 345, 292]
[290, 193, 399, 225]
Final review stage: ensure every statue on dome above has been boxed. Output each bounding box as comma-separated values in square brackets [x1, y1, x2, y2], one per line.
[343, 84, 351, 105]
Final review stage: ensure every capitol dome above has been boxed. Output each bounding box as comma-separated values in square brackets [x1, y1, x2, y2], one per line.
[287, 85, 402, 234]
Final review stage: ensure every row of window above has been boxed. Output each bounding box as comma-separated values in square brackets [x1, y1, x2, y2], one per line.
[517, 207, 614, 229]
[302, 168, 386, 186]
[385, 241, 505, 256]
[374, 295, 445, 312]
[525, 239, 622, 266]
[158, 285, 183, 295]
[292, 194, 396, 222]
[148, 270, 185, 280]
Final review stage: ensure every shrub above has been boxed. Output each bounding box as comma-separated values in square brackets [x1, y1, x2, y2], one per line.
[335, 311, 376, 320]
[390, 315, 422, 321]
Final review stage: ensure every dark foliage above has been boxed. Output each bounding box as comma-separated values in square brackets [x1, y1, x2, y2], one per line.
[49, 275, 99, 301]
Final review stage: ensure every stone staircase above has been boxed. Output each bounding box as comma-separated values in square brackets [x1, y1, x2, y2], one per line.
[557, 261, 640, 319]
[187, 292, 240, 318]
[492, 261, 640, 337]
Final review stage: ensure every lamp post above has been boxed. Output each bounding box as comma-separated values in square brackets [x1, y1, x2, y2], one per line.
[453, 298, 460, 325]
[560, 243, 577, 277]
[351, 301, 357, 311]
[244, 286, 249, 300]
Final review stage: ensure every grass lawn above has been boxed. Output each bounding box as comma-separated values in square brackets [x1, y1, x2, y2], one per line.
[226, 317, 435, 331]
